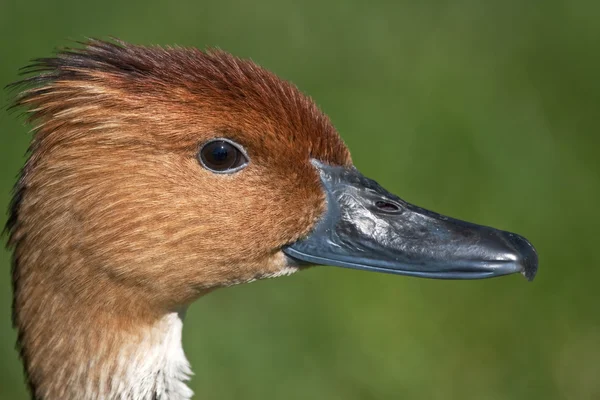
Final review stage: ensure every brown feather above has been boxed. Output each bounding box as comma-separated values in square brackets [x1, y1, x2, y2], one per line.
[6, 39, 352, 399]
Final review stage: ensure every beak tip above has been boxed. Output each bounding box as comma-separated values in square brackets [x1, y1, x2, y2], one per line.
[506, 232, 538, 281]
[523, 257, 538, 282]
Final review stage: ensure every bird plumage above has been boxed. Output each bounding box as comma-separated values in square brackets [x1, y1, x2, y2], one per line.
[7, 39, 349, 399]
[6, 39, 537, 400]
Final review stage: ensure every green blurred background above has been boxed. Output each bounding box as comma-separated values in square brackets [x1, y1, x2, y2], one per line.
[1, 0, 599, 399]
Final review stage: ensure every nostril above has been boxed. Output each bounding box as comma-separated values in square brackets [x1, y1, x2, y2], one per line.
[375, 200, 401, 213]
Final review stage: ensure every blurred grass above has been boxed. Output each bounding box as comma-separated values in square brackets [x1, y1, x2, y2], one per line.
[1, 0, 599, 399]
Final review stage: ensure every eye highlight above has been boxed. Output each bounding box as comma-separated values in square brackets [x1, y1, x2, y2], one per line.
[198, 139, 249, 173]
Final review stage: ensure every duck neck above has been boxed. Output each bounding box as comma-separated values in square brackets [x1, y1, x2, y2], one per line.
[14, 288, 193, 400]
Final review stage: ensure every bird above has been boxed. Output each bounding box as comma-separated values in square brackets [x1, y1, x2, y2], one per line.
[5, 39, 538, 400]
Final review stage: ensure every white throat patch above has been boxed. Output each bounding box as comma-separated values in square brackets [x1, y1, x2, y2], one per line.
[101, 312, 193, 400]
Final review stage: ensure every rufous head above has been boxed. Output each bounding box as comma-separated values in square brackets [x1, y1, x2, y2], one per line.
[8, 39, 537, 316]
[9, 40, 353, 312]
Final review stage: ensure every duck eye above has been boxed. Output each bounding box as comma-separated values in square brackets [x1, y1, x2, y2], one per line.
[198, 139, 249, 173]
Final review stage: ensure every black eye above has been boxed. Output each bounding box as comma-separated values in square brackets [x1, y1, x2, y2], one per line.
[198, 139, 249, 173]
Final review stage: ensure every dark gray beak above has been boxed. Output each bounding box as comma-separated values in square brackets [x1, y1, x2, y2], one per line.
[283, 161, 538, 280]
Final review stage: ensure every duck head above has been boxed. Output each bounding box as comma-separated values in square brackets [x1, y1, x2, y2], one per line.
[7, 39, 537, 399]
[10, 41, 536, 307]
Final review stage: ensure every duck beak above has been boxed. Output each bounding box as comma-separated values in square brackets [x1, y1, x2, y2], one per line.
[283, 161, 538, 280]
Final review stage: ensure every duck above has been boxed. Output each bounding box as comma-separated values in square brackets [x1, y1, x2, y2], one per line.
[5, 39, 538, 400]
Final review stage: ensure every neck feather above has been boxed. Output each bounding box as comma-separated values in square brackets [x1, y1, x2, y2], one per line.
[105, 312, 193, 400]
[16, 302, 193, 400]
